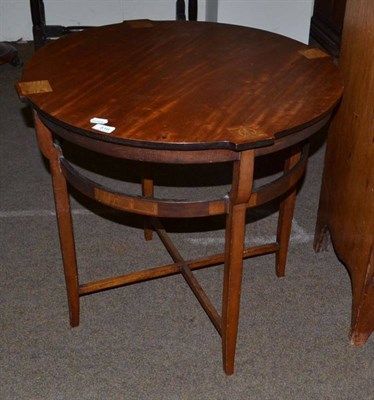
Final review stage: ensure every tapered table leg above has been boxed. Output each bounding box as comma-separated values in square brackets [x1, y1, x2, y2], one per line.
[276, 145, 303, 277]
[222, 150, 254, 375]
[34, 113, 80, 327]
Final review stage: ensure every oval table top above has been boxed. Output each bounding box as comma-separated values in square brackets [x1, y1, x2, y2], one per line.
[18, 20, 343, 151]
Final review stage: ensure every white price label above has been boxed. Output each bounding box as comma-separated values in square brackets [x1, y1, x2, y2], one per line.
[92, 124, 116, 134]
[90, 117, 109, 124]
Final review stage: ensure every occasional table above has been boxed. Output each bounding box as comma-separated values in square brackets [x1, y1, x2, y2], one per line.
[17, 20, 343, 374]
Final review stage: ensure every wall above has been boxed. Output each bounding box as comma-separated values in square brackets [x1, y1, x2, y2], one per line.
[216, 1, 315, 43]
[0, 0, 314, 43]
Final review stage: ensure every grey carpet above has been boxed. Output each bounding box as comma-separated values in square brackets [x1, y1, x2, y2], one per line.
[1, 43, 373, 400]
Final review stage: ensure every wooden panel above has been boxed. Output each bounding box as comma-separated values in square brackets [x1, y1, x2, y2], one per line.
[315, 0, 374, 344]
[311, 0, 347, 56]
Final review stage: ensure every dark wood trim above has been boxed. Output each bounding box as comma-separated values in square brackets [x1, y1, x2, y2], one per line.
[310, 0, 347, 57]
[310, 15, 342, 57]
[30, 0, 93, 49]
[176, 0, 198, 21]
[188, 0, 198, 21]
[176, 0, 186, 20]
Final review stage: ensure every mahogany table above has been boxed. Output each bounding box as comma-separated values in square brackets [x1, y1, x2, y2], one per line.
[17, 20, 343, 375]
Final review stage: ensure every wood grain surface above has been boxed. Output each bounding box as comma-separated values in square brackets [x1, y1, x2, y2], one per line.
[19, 20, 343, 150]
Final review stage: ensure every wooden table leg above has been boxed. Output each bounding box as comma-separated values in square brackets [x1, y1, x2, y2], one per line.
[222, 150, 254, 375]
[34, 113, 80, 327]
[276, 145, 304, 277]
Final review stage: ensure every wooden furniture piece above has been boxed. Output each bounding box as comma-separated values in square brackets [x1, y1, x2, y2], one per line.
[17, 21, 343, 374]
[311, 0, 347, 57]
[30, 0, 93, 49]
[30, 0, 198, 49]
[176, 0, 198, 20]
[314, 0, 374, 345]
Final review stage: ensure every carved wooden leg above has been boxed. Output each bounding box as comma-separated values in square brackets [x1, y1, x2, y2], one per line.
[34, 113, 80, 327]
[222, 151, 254, 375]
[176, 0, 186, 20]
[30, 0, 47, 49]
[142, 165, 154, 241]
[276, 145, 303, 277]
